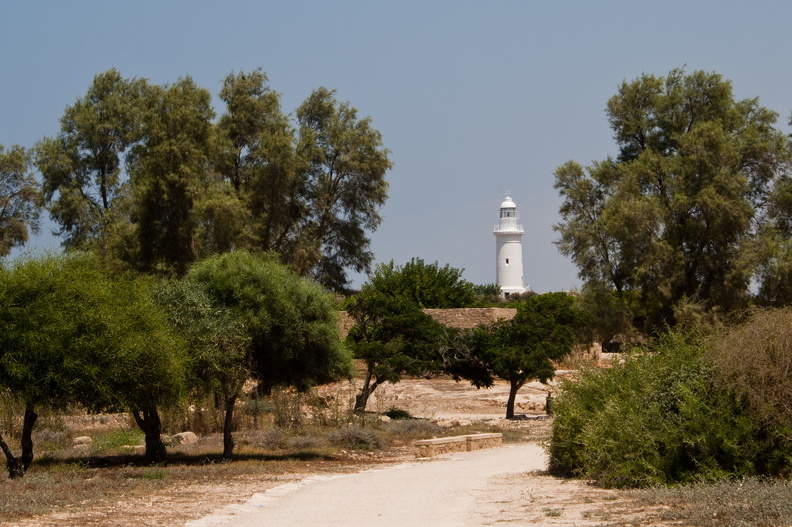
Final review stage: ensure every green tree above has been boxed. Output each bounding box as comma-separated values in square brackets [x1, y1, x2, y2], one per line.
[0, 145, 42, 257]
[294, 88, 391, 291]
[0, 253, 185, 476]
[153, 279, 250, 458]
[130, 77, 216, 276]
[464, 293, 578, 419]
[184, 250, 353, 452]
[345, 289, 445, 411]
[212, 69, 299, 255]
[364, 258, 477, 308]
[554, 69, 790, 332]
[213, 73, 392, 292]
[35, 69, 146, 253]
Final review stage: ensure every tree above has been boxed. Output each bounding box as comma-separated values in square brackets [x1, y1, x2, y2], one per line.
[184, 250, 353, 453]
[153, 279, 250, 458]
[364, 258, 477, 308]
[294, 88, 391, 291]
[463, 293, 578, 419]
[35, 70, 146, 253]
[213, 73, 392, 292]
[212, 69, 299, 256]
[0, 145, 42, 257]
[345, 289, 445, 411]
[344, 259, 462, 411]
[554, 69, 790, 332]
[0, 253, 185, 476]
[130, 77, 216, 276]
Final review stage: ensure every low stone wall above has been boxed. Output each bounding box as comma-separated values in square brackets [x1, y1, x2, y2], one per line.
[338, 308, 517, 338]
[414, 432, 503, 458]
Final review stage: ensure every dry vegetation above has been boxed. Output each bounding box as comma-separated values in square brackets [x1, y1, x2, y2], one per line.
[1, 376, 791, 526]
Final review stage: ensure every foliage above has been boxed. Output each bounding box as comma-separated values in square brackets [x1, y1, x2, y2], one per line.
[345, 288, 445, 411]
[186, 250, 353, 391]
[293, 87, 392, 290]
[548, 330, 777, 488]
[0, 145, 42, 257]
[130, 76, 216, 276]
[36, 69, 145, 253]
[554, 68, 791, 333]
[459, 292, 578, 418]
[35, 69, 391, 289]
[0, 253, 186, 473]
[365, 258, 477, 308]
[706, 308, 792, 437]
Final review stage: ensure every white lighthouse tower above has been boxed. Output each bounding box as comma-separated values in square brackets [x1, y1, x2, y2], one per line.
[494, 194, 527, 298]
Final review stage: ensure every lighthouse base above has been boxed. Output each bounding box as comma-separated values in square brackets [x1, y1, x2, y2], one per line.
[499, 285, 528, 298]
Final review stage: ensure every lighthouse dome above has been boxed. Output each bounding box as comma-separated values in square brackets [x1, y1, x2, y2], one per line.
[500, 196, 516, 209]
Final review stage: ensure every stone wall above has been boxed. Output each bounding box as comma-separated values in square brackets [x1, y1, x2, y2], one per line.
[338, 307, 516, 338]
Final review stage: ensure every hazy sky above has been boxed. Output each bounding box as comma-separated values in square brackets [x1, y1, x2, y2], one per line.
[2, 2, 791, 291]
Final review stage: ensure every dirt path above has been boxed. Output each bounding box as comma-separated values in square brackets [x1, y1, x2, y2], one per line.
[185, 442, 638, 527]
[186, 443, 546, 527]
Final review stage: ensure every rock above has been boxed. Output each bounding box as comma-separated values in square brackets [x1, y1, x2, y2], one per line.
[171, 431, 199, 445]
[72, 436, 92, 446]
[378, 415, 391, 423]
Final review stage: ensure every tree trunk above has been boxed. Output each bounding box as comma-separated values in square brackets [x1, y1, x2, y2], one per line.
[0, 404, 37, 478]
[354, 367, 381, 412]
[0, 432, 24, 479]
[222, 393, 238, 459]
[132, 407, 167, 462]
[506, 379, 524, 419]
[20, 405, 37, 472]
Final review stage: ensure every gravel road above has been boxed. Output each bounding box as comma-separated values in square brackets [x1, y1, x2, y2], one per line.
[187, 443, 547, 527]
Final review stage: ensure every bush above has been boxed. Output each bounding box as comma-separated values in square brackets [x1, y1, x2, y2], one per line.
[548, 330, 764, 488]
[706, 308, 792, 432]
[383, 407, 413, 420]
[255, 428, 288, 449]
[328, 425, 382, 450]
[384, 419, 443, 439]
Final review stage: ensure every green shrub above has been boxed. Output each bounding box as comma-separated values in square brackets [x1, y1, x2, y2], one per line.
[383, 407, 413, 420]
[548, 330, 764, 488]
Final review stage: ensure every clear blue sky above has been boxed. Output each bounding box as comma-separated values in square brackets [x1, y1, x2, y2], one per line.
[2, 1, 791, 291]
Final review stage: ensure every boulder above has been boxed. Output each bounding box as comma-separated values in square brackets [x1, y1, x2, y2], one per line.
[170, 431, 199, 445]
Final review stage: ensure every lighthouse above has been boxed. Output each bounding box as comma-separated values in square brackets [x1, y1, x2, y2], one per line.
[494, 194, 527, 297]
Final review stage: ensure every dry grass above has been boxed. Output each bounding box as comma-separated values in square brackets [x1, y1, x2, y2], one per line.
[0, 412, 519, 525]
[618, 477, 792, 527]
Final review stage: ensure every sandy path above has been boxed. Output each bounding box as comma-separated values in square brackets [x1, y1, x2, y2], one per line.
[187, 443, 547, 527]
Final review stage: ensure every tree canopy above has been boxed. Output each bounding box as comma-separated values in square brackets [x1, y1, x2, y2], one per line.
[0, 253, 185, 475]
[0, 145, 42, 257]
[554, 69, 791, 332]
[35, 69, 391, 289]
[184, 250, 353, 395]
[364, 258, 478, 308]
[461, 292, 578, 418]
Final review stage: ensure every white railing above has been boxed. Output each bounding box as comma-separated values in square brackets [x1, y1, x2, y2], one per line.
[494, 224, 524, 233]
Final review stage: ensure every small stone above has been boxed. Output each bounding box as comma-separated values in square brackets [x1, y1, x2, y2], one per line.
[72, 436, 92, 446]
